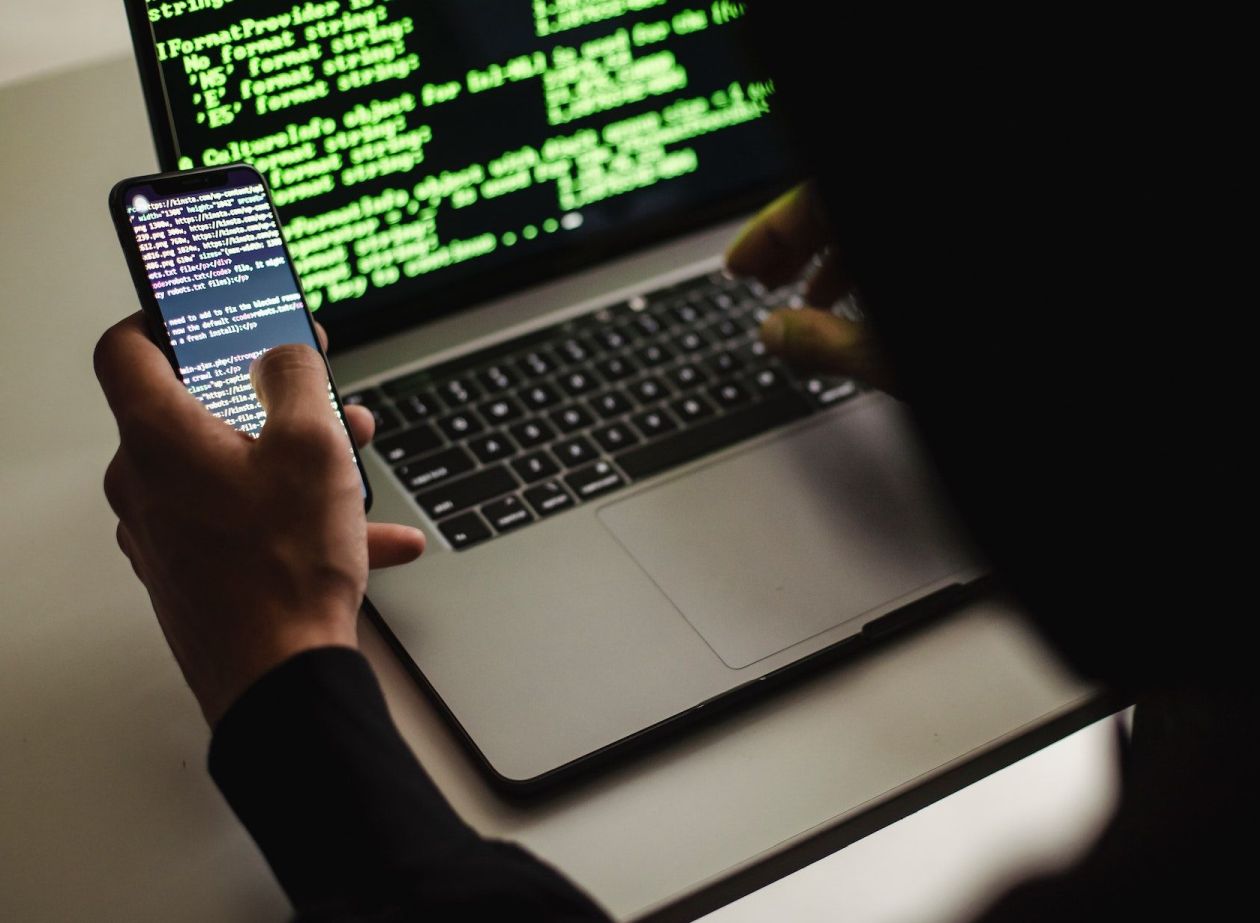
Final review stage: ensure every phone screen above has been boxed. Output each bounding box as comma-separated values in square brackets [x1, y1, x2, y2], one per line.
[118, 167, 337, 437]
[114, 165, 369, 503]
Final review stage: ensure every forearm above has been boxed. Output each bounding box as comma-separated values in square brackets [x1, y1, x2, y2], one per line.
[209, 647, 608, 920]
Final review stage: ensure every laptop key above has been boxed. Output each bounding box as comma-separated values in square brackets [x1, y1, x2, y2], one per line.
[550, 403, 595, 433]
[596, 355, 638, 381]
[517, 350, 556, 379]
[438, 511, 492, 551]
[437, 377, 482, 406]
[669, 363, 708, 390]
[593, 422, 641, 453]
[468, 432, 516, 464]
[648, 300, 679, 326]
[675, 330, 708, 354]
[591, 389, 635, 419]
[749, 364, 791, 395]
[395, 390, 443, 423]
[632, 409, 678, 439]
[673, 302, 704, 326]
[592, 327, 630, 352]
[616, 392, 812, 480]
[737, 338, 770, 362]
[376, 423, 443, 464]
[628, 313, 662, 338]
[710, 381, 753, 409]
[476, 364, 517, 393]
[481, 495, 535, 533]
[436, 410, 484, 441]
[706, 350, 743, 377]
[630, 375, 672, 404]
[636, 342, 675, 367]
[523, 480, 576, 517]
[558, 369, 601, 396]
[520, 381, 562, 410]
[344, 390, 402, 435]
[511, 450, 560, 483]
[565, 459, 626, 501]
[509, 418, 556, 448]
[395, 446, 476, 492]
[415, 465, 518, 519]
[553, 435, 598, 467]
[344, 388, 385, 410]
[671, 394, 716, 423]
[804, 377, 860, 407]
[555, 337, 595, 365]
[478, 395, 525, 424]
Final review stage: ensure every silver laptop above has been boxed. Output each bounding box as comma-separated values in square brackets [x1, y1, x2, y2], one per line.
[125, 0, 978, 788]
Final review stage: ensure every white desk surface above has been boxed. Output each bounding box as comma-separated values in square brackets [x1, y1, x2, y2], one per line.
[0, 50, 1104, 923]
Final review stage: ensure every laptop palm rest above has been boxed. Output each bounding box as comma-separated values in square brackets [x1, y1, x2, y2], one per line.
[597, 398, 972, 669]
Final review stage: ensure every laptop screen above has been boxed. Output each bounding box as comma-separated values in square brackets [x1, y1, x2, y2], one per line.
[127, 1, 795, 345]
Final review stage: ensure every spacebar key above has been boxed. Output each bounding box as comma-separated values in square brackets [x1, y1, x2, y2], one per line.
[615, 393, 812, 480]
[415, 465, 517, 519]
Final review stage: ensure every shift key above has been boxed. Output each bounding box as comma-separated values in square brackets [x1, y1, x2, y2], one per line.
[415, 465, 518, 519]
[564, 459, 625, 501]
[395, 446, 474, 492]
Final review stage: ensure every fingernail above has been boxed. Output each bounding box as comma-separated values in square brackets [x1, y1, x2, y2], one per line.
[761, 312, 786, 353]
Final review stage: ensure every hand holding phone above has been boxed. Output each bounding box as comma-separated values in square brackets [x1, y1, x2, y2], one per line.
[100, 165, 426, 725]
[109, 164, 370, 503]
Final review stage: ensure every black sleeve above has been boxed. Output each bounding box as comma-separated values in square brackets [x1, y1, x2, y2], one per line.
[208, 646, 610, 922]
[968, 684, 1259, 922]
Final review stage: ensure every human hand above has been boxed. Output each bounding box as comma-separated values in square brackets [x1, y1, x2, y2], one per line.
[95, 314, 425, 727]
[725, 182, 895, 394]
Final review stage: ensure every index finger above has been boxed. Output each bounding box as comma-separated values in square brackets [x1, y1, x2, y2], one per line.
[725, 182, 833, 288]
[93, 312, 205, 431]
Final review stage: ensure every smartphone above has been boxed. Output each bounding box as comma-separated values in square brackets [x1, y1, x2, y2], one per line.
[108, 164, 371, 507]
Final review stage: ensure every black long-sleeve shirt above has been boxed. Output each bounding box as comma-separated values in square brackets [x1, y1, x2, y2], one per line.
[209, 647, 609, 921]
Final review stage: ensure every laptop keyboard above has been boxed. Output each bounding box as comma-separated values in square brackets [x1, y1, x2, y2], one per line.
[345, 270, 862, 550]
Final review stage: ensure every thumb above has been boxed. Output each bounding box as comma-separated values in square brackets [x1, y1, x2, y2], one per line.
[761, 308, 897, 395]
[250, 344, 337, 437]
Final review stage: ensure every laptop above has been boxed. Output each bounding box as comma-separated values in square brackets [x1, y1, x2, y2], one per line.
[123, 0, 979, 790]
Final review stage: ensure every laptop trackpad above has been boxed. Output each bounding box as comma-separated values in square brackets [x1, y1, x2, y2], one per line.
[597, 399, 970, 669]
